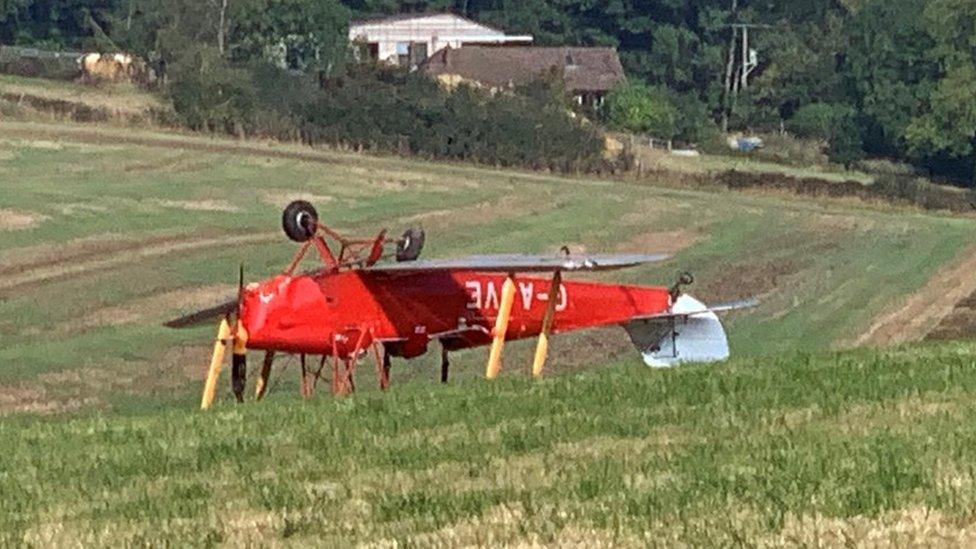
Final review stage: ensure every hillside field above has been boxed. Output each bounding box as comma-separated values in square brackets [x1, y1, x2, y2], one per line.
[2, 120, 976, 544]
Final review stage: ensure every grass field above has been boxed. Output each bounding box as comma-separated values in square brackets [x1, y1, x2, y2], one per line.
[2, 120, 976, 544]
[4, 343, 976, 545]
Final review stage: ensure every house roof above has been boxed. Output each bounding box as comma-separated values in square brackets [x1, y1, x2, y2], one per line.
[420, 46, 626, 93]
[350, 12, 494, 30]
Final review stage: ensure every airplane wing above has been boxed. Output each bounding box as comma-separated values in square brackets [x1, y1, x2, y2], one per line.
[631, 298, 759, 321]
[364, 253, 670, 273]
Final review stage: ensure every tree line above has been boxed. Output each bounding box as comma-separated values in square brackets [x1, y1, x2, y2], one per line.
[2, 0, 974, 184]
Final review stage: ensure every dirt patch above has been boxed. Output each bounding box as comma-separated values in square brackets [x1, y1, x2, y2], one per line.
[0, 384, 100, 416]
[0, 231, 277, 297]
[621, 229, 701, 255]
[698, 260, 802, 304]
[927, 288, 976, 342]
[856, 243, 976, 347]
[56, 203, 108, 215]
[78, 284, 237, 330]
[0, 208, 47, 230]
[397, 195, 535, 231]
[153, 199, 240, 213]
[261, 191, 335, 209]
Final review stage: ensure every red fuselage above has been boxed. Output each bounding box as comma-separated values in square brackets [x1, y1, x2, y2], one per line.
[240, 271, 671, 359]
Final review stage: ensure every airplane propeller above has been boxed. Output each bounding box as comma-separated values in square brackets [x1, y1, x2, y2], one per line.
[163, 264, 252, 409]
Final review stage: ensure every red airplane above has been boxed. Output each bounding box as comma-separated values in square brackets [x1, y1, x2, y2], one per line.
[168, 201, 756, 409]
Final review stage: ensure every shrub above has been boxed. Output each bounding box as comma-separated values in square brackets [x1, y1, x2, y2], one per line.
[300, 65, 604, 171]
[787, 103, 864, 167]
[788, 103, 842, 139]
[667, 91, 717, 144]
[605, 82, 677, 139]
[168, 47, 256, 135]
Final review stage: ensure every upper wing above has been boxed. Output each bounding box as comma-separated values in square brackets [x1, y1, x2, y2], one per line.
[365, 253, 670, 273]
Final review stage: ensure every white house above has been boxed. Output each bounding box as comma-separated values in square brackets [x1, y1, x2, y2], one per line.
[348, 13, 533, 69]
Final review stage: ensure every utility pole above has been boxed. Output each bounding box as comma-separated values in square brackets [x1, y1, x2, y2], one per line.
[721, 0, 738, 133]
[723, 21, 769, 131]
[732, 23, 766, 90]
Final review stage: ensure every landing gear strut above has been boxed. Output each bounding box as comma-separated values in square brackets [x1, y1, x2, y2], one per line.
[441, 348, 450, 383]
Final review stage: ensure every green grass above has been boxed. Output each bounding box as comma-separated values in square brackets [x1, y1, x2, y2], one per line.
[4, 343, 976, 545]
[2, 121, 976, 544]
[1, 121, 974, 408]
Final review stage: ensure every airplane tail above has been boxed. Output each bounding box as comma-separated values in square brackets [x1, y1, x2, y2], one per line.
[623, 294, 756, 368]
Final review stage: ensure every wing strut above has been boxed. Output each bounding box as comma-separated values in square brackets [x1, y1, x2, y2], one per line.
[486, 275, 517, 379]
[531, 270, 562, 378]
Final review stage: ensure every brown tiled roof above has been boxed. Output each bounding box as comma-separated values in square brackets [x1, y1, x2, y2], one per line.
[420, 46, 626, 93]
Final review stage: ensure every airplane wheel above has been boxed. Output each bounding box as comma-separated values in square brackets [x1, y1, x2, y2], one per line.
[396, 228, 425, 262]
[282, 200, 319, 242]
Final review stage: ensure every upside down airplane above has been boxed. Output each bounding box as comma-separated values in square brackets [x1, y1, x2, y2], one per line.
[167, 201, 756, 409]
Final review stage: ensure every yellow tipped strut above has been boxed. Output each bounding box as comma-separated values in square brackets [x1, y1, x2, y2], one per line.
[532, 271, 561, 378]
[201, 318, 232, 410]
[486, 275, 517, 379]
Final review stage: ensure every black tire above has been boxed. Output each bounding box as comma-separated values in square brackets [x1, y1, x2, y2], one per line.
[396, 228, 425, 262]
[282, 200, 319, 242]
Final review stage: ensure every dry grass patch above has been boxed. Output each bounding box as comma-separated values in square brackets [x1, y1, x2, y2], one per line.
[0, 383, 100, 416]
[855, 243, 976, 348]
[153, 199, 241, 213]
[397, 195, 538, 231]
[620, 229, 702, 255]
[369, 502, 642, 548]
[766, 508, 976, 548]
[261, 191, 335, 209]
[78, 284, 235, 330]
[0, 209, 48, 230]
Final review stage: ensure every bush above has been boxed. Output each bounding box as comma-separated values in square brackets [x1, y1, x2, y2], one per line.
[787, 103, 864, 167]
[787, 103, 842, 139]
[168, 47, 256, 135]
[168, 58, 606, 173]
[301, 65, 605, 171]
[667, 91, 717, 144]
[605, 82, 677, 139]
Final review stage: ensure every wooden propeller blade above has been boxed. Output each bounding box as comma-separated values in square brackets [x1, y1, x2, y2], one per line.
[164, 299, 237, 329]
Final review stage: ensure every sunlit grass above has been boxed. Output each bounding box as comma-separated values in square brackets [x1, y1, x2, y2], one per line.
[4, 343, 976, 545]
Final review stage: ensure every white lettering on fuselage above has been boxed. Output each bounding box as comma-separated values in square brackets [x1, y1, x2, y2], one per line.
[465, 280, 567, 312]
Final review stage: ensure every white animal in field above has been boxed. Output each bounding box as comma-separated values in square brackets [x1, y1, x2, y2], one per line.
[79, 52, 150, 85]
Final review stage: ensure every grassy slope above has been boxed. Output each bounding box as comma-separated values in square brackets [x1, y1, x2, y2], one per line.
[2, 121, 976, 543]
[5, 343, 976, 546]
[0, 121, 974, 411]
[0, 74, 164, 115]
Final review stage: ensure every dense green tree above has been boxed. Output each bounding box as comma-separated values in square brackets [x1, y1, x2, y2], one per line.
[904, 0, 976, 182]
[606, 82, 677, 138]
[0, 0, 121, 48]
[845, 0, 938, 157]
[234, 0, 350, 72]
